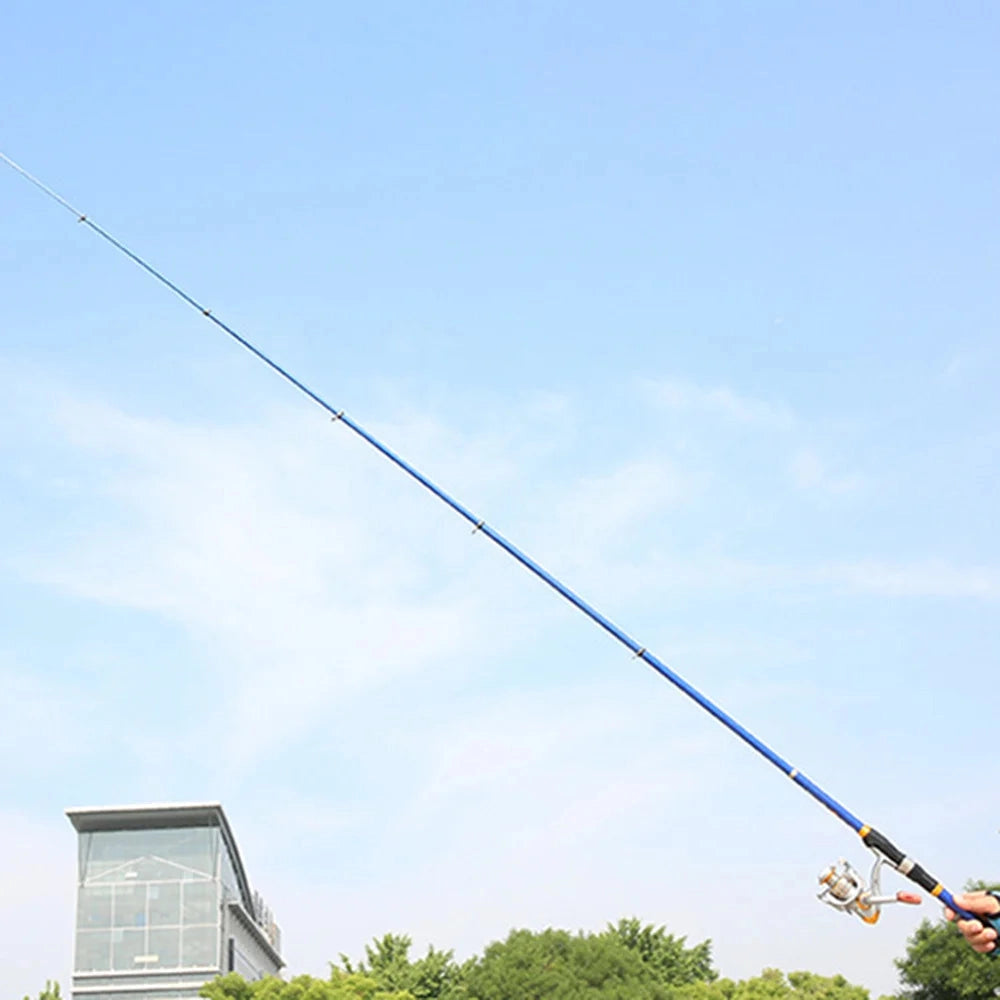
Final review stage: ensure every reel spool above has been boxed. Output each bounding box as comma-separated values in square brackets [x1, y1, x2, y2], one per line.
[818, 853, 901, 925]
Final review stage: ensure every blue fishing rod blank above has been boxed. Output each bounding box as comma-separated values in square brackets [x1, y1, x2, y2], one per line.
[2, 150, 993, 933]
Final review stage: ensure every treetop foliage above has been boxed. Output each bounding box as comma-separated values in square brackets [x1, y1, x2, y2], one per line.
[608, 917, 717, 986]
[336, 932, 461, 998]
[669, 968, 874, 1000]
[22, 982, 62, 1000]
[195, 918, 879, 1000]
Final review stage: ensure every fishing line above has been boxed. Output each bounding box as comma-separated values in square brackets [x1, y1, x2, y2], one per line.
[2, 150, 988, 929]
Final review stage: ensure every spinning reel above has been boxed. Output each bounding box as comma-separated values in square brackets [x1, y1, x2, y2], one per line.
[818, 850, 915, 924]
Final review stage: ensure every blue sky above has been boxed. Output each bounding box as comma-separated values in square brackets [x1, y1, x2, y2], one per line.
[2, 2, 999, 997]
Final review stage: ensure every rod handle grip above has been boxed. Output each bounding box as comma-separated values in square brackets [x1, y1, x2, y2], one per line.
[940, 889, 1000, 957]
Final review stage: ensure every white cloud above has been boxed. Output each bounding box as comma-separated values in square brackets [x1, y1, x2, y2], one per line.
[414, 682, 691, 812]
[14, 395, 535, 771]
[559, 459, 688, 539]
[824, 560, 1000, 600]
[790, 448, 862, 495]
[11, 386, 692, 781]
[560, 545, 1000, 605]
[0, 658, 97, 766]
[246, 680, 721, 971]
[637, 377, 795, 429]
[940, 347, 995, 385]
[533, 458, 692, 597]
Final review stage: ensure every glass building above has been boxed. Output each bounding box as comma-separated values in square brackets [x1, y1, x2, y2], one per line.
[67, 803, 283, 1000]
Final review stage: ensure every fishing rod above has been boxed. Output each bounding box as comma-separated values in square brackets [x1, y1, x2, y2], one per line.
[2, 150, 993, 933]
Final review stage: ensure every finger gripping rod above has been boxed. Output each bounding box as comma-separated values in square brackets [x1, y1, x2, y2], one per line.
[0, 151, 979, 924]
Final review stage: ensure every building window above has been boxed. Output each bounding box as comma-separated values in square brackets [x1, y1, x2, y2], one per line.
[74, 829, 222, 973]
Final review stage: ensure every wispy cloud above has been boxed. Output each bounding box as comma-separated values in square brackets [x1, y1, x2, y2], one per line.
[10, 385, 693, 781]
[637, 377, 795, 429]
[247, 680, 722, 969]
[17, 395, 524, 771]
[823, 560, 1000, 600]
[0, 656, 99, 770]
[790, 448, 862, 495]
[537, 457, 692, 590]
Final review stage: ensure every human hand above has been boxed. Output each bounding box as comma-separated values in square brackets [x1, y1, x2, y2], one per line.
[945, 891, 1000, 953]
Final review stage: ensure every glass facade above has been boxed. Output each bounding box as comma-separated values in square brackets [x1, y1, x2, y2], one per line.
[75, 828, 224, 974]
[69, 804, 283, 1000]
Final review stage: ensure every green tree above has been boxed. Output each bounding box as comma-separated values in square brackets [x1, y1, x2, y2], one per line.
[894, 882, 1000, 1000]
[198, 916, 874, 1000]
[201, 973, 255, 1000]
[670, 968, 871, 1000]
[460, 925, 675, 999]
[606, 917, 716, 986]
[785, 971, 870, 1000]
[336, 932, 463, 998]
[200, 972, 414, 1000]
[23, 982, 62, 1000]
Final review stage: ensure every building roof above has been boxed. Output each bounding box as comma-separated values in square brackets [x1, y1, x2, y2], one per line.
[67, 801, 229, 832]
[66, 802, 257, 921]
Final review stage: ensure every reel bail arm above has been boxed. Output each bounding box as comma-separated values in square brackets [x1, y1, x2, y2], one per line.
[819, 824, 999, 948]
[817, 849, 913, 924]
